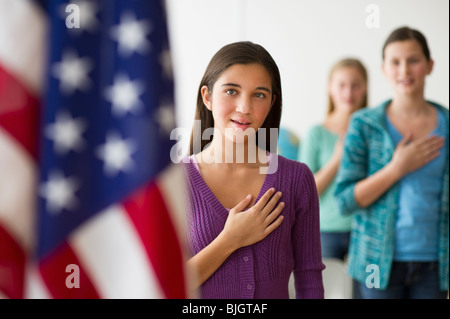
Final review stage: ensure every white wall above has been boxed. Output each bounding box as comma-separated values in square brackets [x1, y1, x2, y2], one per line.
[166, 0, 449, 146]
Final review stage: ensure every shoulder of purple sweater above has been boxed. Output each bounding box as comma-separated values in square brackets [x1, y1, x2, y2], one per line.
[275, 155, 317, 204]
[276, 154, 313, 180]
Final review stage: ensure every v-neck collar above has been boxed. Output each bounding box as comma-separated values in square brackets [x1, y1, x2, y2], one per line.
[385, 106, 443, 143]
[186, 153, 278, 218]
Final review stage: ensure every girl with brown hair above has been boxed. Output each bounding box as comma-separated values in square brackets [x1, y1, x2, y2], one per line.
[183, 41, 325, 299]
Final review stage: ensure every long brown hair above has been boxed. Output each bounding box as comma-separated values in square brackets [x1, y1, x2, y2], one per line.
[189, 41, 282, 155]
[327, 58, 368, 115]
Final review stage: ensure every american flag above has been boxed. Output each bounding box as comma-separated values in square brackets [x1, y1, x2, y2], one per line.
[0, 0, 189, 298]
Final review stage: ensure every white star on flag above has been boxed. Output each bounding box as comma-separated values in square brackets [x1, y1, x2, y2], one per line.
[45, 111, 87, 155]
[96, 131, 137, 177]
[52, 50, 93, 95]
[104, 73, 145, 117]
[155, 103, 176, 135]
[110, 11, 152, 57]
[40, 171, 80, 214]
[159, 48, 173, 79]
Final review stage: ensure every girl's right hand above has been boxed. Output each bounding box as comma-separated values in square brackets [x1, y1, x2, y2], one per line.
[390, 132, 445, 177]
[221, 188, 285, 250]
[331, 134, 345, 164]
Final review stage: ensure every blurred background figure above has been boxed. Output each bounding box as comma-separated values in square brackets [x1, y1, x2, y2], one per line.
[335, 26, 448, 299]
[277, 126, 300, 161]
[300, 58, 368, 298]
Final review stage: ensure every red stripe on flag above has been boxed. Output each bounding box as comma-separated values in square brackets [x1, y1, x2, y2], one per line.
[0, 224, 25, 299]
[0, 64, 40, 159]
[38, 242, 100, 299]
[123, 181, 187, 299]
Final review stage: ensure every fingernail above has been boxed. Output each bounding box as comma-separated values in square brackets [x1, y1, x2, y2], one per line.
[278, 191, 282, 197]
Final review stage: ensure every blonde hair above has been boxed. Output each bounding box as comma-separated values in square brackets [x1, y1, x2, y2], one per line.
[327, 58, 368, 115]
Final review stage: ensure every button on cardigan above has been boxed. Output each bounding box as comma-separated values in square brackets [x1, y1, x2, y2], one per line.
[182, 154, 325, 299]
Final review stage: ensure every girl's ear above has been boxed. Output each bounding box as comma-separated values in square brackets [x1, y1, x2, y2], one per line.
[201, 85, 212, 111]
[426, 58, 434, 75]
[381, 62, 387, 78]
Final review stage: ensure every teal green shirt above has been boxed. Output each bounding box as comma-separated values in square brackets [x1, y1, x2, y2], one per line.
[300, 124, 353, 232]
[335, 99, 449, 291]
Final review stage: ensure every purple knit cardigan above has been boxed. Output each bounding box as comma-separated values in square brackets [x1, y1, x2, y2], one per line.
[182, 154, 325, 299]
